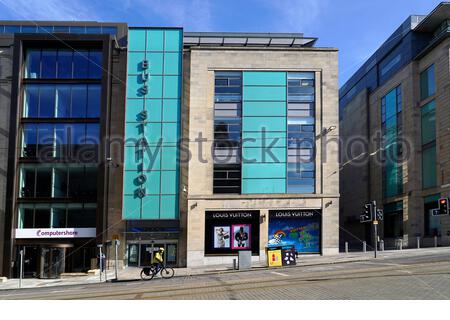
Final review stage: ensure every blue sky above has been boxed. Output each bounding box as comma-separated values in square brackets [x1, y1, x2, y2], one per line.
[0, 0, 444, 85]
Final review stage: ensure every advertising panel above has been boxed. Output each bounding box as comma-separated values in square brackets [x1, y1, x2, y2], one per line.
[15, 228, 97, 239]
[268, 210, 321, 253]
[205, 210, 260, 255]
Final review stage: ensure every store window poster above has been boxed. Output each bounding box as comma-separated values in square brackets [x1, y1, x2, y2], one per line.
[214, 226, 231, 249]
[231, 224, 251, 249]
[268, 218, 320, 253]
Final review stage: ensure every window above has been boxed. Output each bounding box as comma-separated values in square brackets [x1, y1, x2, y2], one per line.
[420, 65, 436, 101]
[23, 84, 101, 119]
[424, 195, 440, 237]
[287, 72, 315, 194]
[24, 49, 102, 79]
[421, 100, 436, 189]
[213, 72, 242, 193]
[381, 86, 403, 198]
[383, 202, 403, 238]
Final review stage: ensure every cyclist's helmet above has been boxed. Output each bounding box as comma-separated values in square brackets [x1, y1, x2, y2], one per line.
[159, 247, 165, 252]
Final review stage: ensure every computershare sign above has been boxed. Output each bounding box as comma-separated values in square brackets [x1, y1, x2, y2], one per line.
[15, 228, 96, 239]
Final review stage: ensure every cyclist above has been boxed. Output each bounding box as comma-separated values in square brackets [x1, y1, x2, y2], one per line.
[152, 247, 165, 273]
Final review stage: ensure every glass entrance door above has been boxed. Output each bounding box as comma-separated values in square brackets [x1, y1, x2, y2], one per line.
[127, 244, 139, 266]
[40, 247, 65, 279]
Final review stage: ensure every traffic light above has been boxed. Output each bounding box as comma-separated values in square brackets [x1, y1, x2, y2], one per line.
[435, 197, 449, 216]
[376, 209, 383, 221]
[360, 203, 373, 223]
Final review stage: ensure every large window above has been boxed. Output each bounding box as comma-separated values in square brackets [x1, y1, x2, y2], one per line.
[19, 164, 98, 199]
[18, 203, 96, 229]
[23, 84, 101, 118]
[287, 72, 315, 193]
[421, 100, 437, 189]
[213, 72, 242, 193]
[21, 123, 99, 160]
[383, 201, 403, 238]
[381, 86, 403, 198]
[25, 49, 103, 79]
[420, 65, 436, 101]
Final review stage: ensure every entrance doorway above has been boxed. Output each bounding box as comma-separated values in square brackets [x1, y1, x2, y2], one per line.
[40, 247, 65, 279]
[127, 241, 178, 267]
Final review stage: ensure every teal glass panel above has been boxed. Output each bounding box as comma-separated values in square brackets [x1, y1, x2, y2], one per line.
[242, 147, 286, 163]
[161, 171, 178, 194]
[164, 29, 182, 52]
[163, 76, 181, 98]
[160, 195, 178, 219]
[161, 147, 178, 170]
[242, 117, 286, 132]
[123, 171, 142, 194]
[128, 29, 146, 51]
[243, 86, 286, 101]
[147, 52, 164, 74]
[423, 145, 437, 189]
[242, 179, 286, 194]
[164, 52, 181, 75]
[242, 163, 286, 179]
[125, 99, 144, 122]
[122, 195, 141, 219]
[127, 52, 145, 73]
[126, 76, 145, 98]
[123, 171, 160, 195]
[162, 123, 179, 144]
[146, 29, 164, 51]
[385, 89, 397, 120]
[162, 99, 180, 122]
[143, 123, 162, 144]
[124, 147, 145, 171]
[148, 75, 163, 98]
[242, 132, 286, 148]
[125, 123, 144, 143]
[243, 101, 286, 117]
[243, 71, 286, 86]
[141, 195, 160, 219]
[144, 171, 161, 194]
[143, 146, 161, 171]
[145, 99, 162, 122]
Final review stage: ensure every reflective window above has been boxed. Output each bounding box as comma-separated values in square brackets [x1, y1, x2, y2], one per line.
[25, 50, 41, 79]
[41, 50, 57, 78]
[73, 50, 89, 78]
[420, 64, 436, 101]
[57, 50, 73, 78]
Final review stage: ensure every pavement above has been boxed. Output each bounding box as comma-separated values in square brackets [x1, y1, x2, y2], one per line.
[1, 246, 449, 292]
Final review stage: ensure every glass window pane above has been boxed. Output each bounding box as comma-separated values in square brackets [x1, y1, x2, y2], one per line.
[71, 85, 87, 118]
[70, 124, 86, 155]
[34, 208, 51, 228]
[20, 166, 35, 197]
[84, 167, 98, 198]
[69, 26, 85, 34]
[57, 50, 73, 78]
[55, 85, 71, 118]
[68, 168, 83, 198]
[87, 85, 101, 118]
[37, 123, 54, 158]
[86, 27, 102, 34]
[53, 167, 68, 197]
[20, 207, 34, 228]
[53, 26, 70, 33]
[88, 51, 102, 79]
[25, 50, 40, 78]
[23, 85, 39, 117]
[73, 50, 89, 78]
[4, 25, 20, 33]
[22, 124, 37, 158]
[52, 207, 67, 228]
[39, 85, 56, 117]
[41, 50, 57, 78]
[101, 27, 117, 35]
[54, 124, 69, 158]
[35, 168, 52, 197]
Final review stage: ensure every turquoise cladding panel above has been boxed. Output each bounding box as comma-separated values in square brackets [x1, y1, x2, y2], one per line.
[242, 71, 287, 194]
[123, 28, 182, 220]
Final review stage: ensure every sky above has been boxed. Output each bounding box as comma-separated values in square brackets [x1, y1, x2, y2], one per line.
[0, 0, 444, 85]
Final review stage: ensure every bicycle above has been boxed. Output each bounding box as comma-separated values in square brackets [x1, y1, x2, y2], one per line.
[140, 263, 175, 280]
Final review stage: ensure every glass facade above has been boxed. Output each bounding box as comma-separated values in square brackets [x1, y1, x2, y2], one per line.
[122, 28, 182, 220]
[381, 86, 403, 198]
[213, 72, 242, 193]
[212, 71, 316, 195]
[17, 47, 103, 229]
[424, 194, 441, 237]
[421, 100, 437, 189]
[383, 201, 403, 238]
[420, 64, 436, 101]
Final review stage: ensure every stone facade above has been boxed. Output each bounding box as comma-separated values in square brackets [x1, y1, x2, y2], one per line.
[340, 36, 450, 249]
[184, 47, 339, 266]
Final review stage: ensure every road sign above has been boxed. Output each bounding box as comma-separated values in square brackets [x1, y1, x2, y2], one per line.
[376, 209, 383, 221]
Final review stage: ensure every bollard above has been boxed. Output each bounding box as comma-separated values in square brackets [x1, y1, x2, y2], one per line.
[434, 236, 438, 248]
[19, 250, 24, 289]
[380, 240, 384, 251]
[233, 258, 237, 270]
[399, 240, 403, 250]
[363, 241, 367, 253]
[345, 242, 349, 253]
[417, 237, 420, 249]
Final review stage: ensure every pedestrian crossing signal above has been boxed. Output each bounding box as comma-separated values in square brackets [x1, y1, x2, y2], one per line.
[434, 198, 449, 216]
